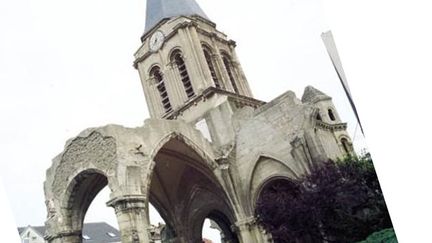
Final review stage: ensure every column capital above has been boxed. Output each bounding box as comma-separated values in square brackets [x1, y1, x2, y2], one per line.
[235, 216, 258, 231]
[106, 195, 147, 214]
[44, 229, 81, 242]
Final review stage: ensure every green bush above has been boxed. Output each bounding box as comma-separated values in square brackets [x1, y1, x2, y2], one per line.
[357, 228, 398, 243]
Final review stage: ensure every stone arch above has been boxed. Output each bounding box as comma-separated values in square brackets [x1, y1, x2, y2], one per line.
[247, 155, 299, 214]
[201, 41, 215, 52]
[62, 169, 112, 231]
[194, 210, 240, 243]
[147, 63, 163, 76]
[184, 184, 239, 243]
[338, 134, 353, 155]
[146, 131, 218, 175]
[167, 46, 184, 62]
[44, 130, 122, 242]
[219, 49, 231, 57]
[144, 133, 239, 242]
[254, 176, 300, 208]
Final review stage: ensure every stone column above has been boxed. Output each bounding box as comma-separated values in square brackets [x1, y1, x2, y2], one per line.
[235, 217, 265, 243]
[44, 211, 83, 243]
[107, 195, 151, 243]
[45, 230, 82, 243]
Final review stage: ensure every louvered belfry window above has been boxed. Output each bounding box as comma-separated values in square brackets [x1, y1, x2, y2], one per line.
[151, 66, 172, 113]
[203, 48, 221, 89]
[222, 55, 239, 94]
[173, 52, 195, 99]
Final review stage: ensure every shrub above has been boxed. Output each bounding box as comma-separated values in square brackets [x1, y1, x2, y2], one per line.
[255, 153, 393, 243]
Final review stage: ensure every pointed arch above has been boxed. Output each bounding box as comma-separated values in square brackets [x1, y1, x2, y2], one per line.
[247, 154, 299, 211]
[143, 131, 239, 242]
[148, 131, 217, 170]
[142, 130, 220, 206]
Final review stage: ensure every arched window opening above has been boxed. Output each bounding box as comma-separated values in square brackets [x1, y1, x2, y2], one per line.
[203, 47, 221, 89]
[151, 66, 172, 113]
[202, 218, 223, 243]
[328, 109, 336, 121]
[201, 213, 239, 243]
[341, 138, 351, 154]
[222, 55, 239, 94]
[172, 51, 195, 99]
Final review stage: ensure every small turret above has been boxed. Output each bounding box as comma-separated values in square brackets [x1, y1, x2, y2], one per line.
[302, 86, 354, 158]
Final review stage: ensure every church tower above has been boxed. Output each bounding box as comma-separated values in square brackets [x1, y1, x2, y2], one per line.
[43, 1, 354, 243]
[134, 0, 262, 146]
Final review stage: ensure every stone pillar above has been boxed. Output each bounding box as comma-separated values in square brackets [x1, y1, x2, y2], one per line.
[45, 230, 82, 243]
[44, 212, 83, 243]
[235, 217, 265, 243]
[107, 195, 151, 243]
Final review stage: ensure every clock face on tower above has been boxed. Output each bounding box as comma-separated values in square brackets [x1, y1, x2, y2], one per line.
[149, 30, 165, 52]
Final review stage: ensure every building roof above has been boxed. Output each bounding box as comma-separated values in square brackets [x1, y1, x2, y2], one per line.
[301, 85, 331, 103]
[18, 222, 121, 243]
[144, 0, 210, 34]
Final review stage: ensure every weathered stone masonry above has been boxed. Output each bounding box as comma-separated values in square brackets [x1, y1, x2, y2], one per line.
[44, 0, 354, 242]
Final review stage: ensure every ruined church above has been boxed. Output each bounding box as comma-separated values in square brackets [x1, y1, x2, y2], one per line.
[43, 0, 353, 242]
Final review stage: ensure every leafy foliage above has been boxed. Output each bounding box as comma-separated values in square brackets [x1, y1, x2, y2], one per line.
[255, 153, 393, 243]
[357, 228, 397, 243]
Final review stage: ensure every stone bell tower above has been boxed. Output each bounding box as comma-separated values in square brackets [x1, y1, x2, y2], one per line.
[134, 0, 262, 147]
[43, 1, 354, 242]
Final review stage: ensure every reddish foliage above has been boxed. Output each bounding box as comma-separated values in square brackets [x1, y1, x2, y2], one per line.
[255, 154, 393, 243]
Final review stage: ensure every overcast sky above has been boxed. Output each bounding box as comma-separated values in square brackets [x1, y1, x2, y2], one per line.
[0, 0, 366, 241]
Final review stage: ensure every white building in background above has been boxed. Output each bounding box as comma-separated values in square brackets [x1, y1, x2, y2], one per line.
[18, 222, 121, 243]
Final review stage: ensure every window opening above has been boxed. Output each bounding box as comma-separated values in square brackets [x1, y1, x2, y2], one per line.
[151, 67, 172, 113]
[173, 52, 195, 98]
[341, 138, 350, 154]
[223, 56, 239, 94]
[203, 48, 221, 89]
[328, 109, 336, 121]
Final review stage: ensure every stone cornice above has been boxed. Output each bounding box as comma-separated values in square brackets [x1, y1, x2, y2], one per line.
[162, 87, 265, 119]
[315, 120, 347, 132]
[196, 27, 235, 47]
